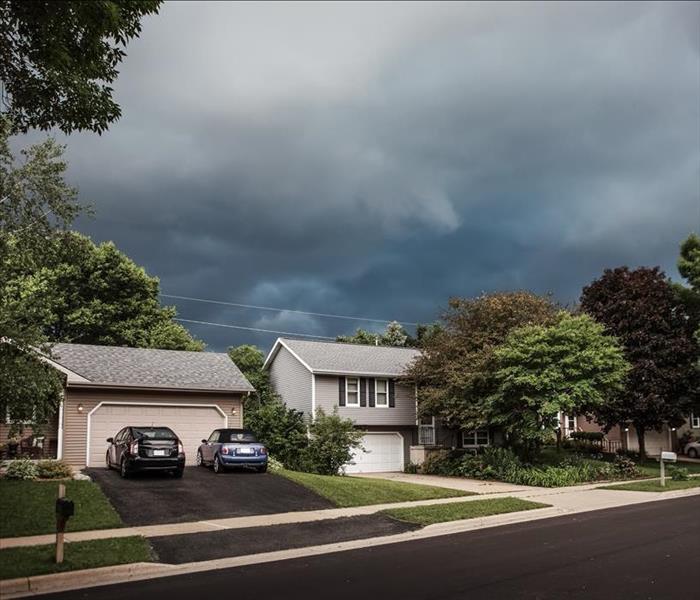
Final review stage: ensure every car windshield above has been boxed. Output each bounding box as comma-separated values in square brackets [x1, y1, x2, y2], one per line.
[133, 427, 176, 440]
[223, 431, 257, 443]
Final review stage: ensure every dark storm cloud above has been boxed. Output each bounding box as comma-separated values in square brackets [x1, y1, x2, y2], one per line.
[51, 1, 700, 351]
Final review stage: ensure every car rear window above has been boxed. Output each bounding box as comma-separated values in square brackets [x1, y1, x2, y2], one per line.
[222, 431, 258, 443]
[133, 427, 177, 440]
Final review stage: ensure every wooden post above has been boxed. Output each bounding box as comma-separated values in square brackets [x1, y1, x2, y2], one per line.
[56, 483, 65, 564]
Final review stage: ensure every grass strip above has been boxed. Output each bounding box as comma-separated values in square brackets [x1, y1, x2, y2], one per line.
[382, 497, 550, 526]
[0, 536, 151, 580]
[277, 470, 469, 507]
[599, 478, 700, 493]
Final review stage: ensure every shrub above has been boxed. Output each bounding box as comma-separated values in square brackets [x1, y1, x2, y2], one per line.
[266, 456, 284, 472]
[570, 431, 605, 441]
[244, 400, 309, 470]
[668, 465, 690, 481]
[36, 460, 73, 479]
[403, 462, 419, 474]
[304, 408, 364, 475]
[611, 455, 640, 479]
[5, 458, 38, 480]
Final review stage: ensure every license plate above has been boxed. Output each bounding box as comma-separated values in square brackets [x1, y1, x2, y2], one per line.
[153, 449, 166, 456]
[238, 448, 254, 455]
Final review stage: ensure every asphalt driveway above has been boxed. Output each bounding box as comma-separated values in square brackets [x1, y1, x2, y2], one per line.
[86, 467, 334, 526]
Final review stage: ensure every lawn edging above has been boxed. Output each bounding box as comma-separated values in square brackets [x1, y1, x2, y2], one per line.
[598, 477, 700, 493]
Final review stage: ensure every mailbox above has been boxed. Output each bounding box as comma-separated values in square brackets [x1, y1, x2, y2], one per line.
[660, 451, 677, 463]
[56, 498, 75, 520]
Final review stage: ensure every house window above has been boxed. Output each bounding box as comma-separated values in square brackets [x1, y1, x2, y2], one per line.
[692, 412, 700, 429]
[345, 377, 360, 407]
[462, 430, 489, 447]
[375, 379, 389, 407]
[566, 415, 576, 432]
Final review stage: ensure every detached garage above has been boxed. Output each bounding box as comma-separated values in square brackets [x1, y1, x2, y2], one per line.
[45, 344, 254, 468]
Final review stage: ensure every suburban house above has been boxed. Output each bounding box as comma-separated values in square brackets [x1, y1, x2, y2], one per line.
[264, 338, 425, 472]
[0, 343, 254, 467]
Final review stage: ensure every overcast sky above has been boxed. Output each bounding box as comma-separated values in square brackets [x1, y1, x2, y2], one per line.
[53, 1, 700, 351]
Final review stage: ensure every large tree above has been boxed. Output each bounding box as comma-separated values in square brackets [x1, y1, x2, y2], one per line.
[487, 313, 629, 460]
[228, 344, 274, 409]
[407, 292, 559, 432]
[581, 266, 698, 458]
[4, 230, 204, 350]
[0, 0, 162, 134]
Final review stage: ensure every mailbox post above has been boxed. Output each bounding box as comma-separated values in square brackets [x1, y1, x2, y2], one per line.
[659, 451, 677, 488]
[55, 484, 75, 564]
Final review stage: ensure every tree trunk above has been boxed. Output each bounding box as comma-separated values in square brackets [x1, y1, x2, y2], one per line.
[636, 425, 646, 461]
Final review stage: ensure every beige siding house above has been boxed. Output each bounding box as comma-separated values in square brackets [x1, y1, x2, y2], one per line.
[2, 344, 253, 467]
[264, 338, 422, 472]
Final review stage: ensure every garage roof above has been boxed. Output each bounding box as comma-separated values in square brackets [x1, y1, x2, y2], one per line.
[264, 338, 421, 377]
[50, 343, 255, 392]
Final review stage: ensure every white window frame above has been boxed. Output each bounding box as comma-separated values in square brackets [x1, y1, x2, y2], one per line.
[345, 377, 360, 408]
[375, 378, 389, 408]
[692, 412, 700, 429]
[462, 429, 490, 448]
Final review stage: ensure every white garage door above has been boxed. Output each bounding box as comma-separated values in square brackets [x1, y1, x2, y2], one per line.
[345, 433, 404, 473]
[88, 403, 226, 467]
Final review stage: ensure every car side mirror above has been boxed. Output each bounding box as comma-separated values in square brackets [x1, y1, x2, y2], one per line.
[201, 439, 208, 444]
[106, 437, 114, 443]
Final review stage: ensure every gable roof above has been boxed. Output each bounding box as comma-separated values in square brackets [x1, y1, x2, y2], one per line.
[50, 343, 254, 393]
[263, 338, 421, 377]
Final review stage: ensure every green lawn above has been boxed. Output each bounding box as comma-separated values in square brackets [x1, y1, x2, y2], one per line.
[635, 460, 700, 478]
[278, 470, 470, 507]
[599, 478, 700, 493]
[383, 497, 550, 526]
[0, 536, 151, 580]
[0, 480, 121, 538]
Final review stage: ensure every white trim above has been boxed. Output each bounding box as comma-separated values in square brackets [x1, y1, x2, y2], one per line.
[263, 339, 314, 373]
[374, 378, 389, 407]
[36, 352, 91, 383]
[57, 397, 64, 460]
[462, 429, 490, 448]
[691, 412, 700, 429]
[85, 401, 228, 467]
[311, 374, 317, 423]
[345, 377, 361, 407]
[314, 369, 407, 377]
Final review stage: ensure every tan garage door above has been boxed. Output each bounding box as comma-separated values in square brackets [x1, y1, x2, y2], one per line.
[88, 403, 226, 467]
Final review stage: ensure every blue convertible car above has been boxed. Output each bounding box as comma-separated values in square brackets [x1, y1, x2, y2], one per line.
[197, 428, 268, 474]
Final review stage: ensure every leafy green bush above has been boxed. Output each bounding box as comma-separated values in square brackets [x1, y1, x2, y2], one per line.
[611, 455, 640, 479]
[303, 408, 364, 475]
[669, 465, 690, 481]
[266, 456, 284, 472]
[570, 431, 605, 441]
[244, 400, 309, 470]
[36, 460, 73, 479]
[403, 462, 419, 474]
[5, 458, 38, 480]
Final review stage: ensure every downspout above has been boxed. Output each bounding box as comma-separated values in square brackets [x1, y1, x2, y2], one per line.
[57, 393, 64, 460]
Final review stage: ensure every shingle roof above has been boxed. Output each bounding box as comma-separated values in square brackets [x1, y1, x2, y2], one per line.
[270, 338, 421, 376]
[50, 343, 254, 392]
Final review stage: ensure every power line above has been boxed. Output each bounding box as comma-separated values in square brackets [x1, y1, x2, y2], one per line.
[175, 318, 336, 340]
[162, 293, 418, 326]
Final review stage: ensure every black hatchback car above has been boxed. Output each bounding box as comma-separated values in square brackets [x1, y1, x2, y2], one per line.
[106, 426, 185, 478]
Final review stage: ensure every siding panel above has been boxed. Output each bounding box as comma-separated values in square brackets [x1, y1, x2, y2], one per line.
[268, 346, 313, 419]
[315, 375, 416, 426]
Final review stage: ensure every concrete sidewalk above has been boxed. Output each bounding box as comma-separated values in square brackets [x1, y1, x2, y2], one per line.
[3, 475, 698, 549]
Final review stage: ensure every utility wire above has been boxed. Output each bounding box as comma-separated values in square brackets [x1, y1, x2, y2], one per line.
[174, 318, 336, 339]
[162, 293, 418, 326]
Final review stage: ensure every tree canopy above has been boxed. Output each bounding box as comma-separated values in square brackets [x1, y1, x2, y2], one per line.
[580, 266, 698, 457]
[407, 292, 559, 431]
[0, 0, 162, 134]
[487, 313, 629, 460]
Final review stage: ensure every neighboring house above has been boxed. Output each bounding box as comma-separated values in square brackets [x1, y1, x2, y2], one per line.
[619, 411, 700, 456]
[264, 338, 423, 473]
[0, 343, 254, 467]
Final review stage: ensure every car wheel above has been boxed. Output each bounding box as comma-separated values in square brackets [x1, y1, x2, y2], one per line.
[213, 455, 224, 474]
[196, 450, 204, 467]
[173, 468, 184, 478]
[120, 458, 130, 479]
[689, 448, 698, 458]
[257, 465, 267, 473]
[105, 451, 111, 470]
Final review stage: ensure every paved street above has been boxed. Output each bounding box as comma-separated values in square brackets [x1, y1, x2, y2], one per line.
[41, 495, 697, 600]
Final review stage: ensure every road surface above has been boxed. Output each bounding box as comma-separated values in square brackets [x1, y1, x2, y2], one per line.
[43, 495, 698, 600]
